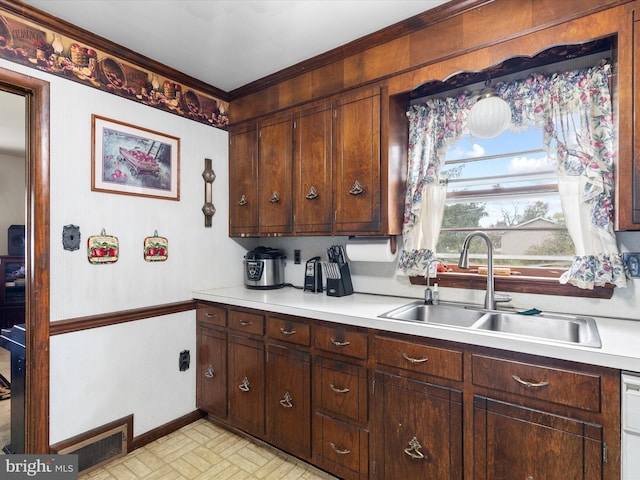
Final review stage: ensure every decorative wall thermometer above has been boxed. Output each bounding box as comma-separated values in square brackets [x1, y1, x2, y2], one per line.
[202, 157, 216, 227]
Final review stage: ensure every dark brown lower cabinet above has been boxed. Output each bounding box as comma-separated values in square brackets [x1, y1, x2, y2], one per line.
[195, 301, 620, 480]
[266, 343, 311, 459]
[314, 413, 369, 480]
[228, 334, 265, 437]
[474, 396, 604, 480]
[196, 324, 227, 418]
[372, 371, 463, 479]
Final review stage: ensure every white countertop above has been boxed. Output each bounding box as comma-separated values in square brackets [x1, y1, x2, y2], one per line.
[193, 286, 640, 372]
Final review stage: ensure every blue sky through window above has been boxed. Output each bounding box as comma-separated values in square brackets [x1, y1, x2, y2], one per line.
[443, 126, 564, 229]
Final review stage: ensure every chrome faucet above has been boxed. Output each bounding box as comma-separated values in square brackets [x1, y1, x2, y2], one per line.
[458, 231, 511, 310]
[424, 258, 446, 305]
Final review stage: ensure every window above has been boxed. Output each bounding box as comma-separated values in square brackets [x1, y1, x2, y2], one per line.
[437, 125, 575, 273]
[401, 55, 623, 298]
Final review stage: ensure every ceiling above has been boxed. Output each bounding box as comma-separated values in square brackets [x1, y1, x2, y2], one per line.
[20, 0, 450, 92]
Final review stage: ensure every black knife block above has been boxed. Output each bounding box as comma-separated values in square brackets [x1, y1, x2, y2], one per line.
[326, 263, 353, 297]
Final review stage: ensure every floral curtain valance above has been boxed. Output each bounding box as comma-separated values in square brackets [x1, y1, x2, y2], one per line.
[399, 62, 629, 289]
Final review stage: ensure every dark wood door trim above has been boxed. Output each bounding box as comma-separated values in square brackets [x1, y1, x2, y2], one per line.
[0, 67, 50, 453]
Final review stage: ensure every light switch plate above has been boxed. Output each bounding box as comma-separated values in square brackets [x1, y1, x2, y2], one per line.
[623, 253, 640, 277]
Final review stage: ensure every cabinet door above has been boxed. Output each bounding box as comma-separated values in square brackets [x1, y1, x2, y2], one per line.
[332, 87, 381, 234]
[258, 112, 293, 235]
[228, 335, 265, 437]
[474, 396, 603, 480]
[196, 324, 227, 418]
[373, 372, 463, 480]
[294, 101, 332, 234]
[266, 343, 311, 459]
[229, 122, 259, 236]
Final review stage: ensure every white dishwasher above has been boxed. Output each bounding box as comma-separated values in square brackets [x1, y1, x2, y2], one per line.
[622, 373, 640, 479]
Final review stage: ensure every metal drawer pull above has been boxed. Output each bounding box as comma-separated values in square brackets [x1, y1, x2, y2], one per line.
[330, 443, 351, 455]
[329, 384, 350, 394]
[349, 180, 364, 195]
[279, 391, 293, 408]
[404, 436, 425, 460]
[330, 338, 351, 347]
[238, 194, 248, 206]
[512, 375, 549, 388]
[269, 191, 280, 203]
[402, 352, 428, 364]
[305, 186, 318, 199]
[239, 320, 253, 327]
[204, 365, 215, 378]
[239, 377, 251, 392]
[280, 327, 297, 336]
[205, 312, 217, 318]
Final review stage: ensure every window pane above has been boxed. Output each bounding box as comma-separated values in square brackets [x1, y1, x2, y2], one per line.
[437, 127, 574, 269]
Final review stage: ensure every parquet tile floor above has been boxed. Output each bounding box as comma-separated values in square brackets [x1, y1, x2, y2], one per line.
[80, 418, 339, 480]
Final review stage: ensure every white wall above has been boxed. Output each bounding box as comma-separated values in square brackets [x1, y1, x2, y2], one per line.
[0, 152, 25, 255]
[0, 58, 246, 443]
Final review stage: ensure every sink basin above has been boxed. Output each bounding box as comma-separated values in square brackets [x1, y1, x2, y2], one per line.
[378, 302, 486, 328]
[471, 312, 602, 348]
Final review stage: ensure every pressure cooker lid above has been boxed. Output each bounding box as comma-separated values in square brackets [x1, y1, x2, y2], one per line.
[245, 246, 286, 260]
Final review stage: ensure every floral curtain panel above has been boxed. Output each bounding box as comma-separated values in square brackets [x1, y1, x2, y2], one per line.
[400, 63, 628, 288]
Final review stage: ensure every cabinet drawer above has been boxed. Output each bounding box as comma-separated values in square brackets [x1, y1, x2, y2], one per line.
[472, 354, 601, 412]
[314, 324, 368, 360]
[267, 316, 310, 346]
[229, 309, 264, 336]
[196, 304, 227, 327]
[314, 414, 368, 480]
[375, 336, 463, 381]
[314, 358, 368, 423]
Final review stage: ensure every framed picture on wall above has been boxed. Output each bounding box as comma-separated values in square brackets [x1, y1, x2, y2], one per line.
[91, 115, 180, 200]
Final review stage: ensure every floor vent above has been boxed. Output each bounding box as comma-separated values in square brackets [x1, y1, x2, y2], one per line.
[51, 415, 132, 473]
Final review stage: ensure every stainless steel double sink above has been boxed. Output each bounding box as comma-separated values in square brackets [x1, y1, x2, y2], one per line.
[378, 302, 602, 348]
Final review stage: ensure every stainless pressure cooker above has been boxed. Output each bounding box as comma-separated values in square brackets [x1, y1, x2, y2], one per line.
[244, 246, 286, 289]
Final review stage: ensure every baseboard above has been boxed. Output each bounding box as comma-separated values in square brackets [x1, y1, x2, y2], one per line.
[129, 410, 205, 451]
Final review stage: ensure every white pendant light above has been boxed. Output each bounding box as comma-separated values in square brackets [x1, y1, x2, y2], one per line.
[467, 87, 512, 139]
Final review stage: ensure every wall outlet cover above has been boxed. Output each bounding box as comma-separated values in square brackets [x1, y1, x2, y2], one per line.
[623, 253, 640, 278]
[179, 350, 190, 371]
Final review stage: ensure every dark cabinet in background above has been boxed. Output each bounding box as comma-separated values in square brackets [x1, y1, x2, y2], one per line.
[0, 256, 25, 330]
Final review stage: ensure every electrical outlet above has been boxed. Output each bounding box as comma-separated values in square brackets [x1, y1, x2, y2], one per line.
[294, 249, 301, 264]
[623, 253, 640, 277]
[179, 350, 190, 371]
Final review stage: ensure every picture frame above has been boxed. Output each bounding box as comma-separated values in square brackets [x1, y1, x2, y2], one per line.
[91, 114, 180, 200]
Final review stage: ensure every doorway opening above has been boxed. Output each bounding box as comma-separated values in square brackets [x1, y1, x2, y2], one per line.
[0, 66, 50, 453]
